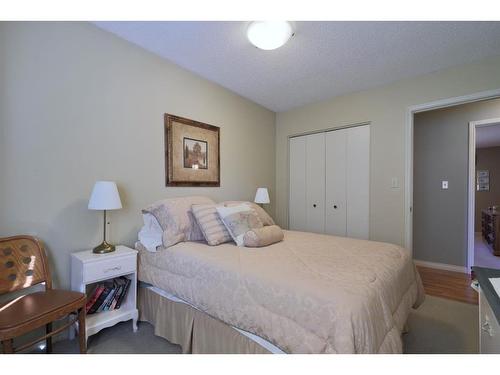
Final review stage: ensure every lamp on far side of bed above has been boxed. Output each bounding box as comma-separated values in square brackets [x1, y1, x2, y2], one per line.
[254, 187, 270, 209]
[88, 181, 123, 254]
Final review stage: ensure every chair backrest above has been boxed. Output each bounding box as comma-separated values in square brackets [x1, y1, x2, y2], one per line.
[0, 235, 52, 295]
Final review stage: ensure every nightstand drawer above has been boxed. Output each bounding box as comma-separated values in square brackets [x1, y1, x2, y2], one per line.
[84, 255, 136, 282]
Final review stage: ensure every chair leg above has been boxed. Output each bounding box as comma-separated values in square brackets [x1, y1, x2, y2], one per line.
[77, 308, 87, 354]
[2, 339, 14, 354]
[46, 322, 53, 353]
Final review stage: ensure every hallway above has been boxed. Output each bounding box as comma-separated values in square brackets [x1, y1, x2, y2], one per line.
[474, 232, 500, 269]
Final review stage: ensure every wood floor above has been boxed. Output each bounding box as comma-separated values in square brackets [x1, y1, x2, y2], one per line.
[416, 266, 478, 305]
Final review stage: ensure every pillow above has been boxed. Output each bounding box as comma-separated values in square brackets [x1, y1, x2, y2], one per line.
[191, 204, 232, 246]
[216, 203, 263, 246]
[243, 225, 284, 247]
[142, 196, 215, 248]
[138, 213, 163, 252]
[222, 201, 275, 226]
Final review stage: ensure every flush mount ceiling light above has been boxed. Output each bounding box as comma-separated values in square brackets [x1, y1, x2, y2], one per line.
[247, 21, 294, 50]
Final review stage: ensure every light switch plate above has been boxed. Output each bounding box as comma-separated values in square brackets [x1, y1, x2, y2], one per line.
[442, 180, 449, 189]
[391, 177, 399, 189]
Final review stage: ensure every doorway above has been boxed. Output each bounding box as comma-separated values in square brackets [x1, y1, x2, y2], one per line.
[468, 119, 500, 269]
[408, 93, 500, 274]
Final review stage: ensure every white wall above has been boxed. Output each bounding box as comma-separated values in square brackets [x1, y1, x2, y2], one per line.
[275, 55, 500, 247]
[0, 22, 276, 289]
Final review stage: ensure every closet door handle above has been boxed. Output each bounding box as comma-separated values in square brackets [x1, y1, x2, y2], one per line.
[333, 205, 338, 209]
[313, 204, 317, 208]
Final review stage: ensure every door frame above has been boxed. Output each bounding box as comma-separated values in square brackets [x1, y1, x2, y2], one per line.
[468, 118, 500, 270]
[404, 88, 500, 270]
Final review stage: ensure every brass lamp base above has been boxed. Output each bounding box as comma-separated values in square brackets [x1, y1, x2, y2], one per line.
[93, 241, 116, 254]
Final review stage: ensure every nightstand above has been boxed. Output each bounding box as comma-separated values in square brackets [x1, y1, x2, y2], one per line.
[70, 245, 138, 341]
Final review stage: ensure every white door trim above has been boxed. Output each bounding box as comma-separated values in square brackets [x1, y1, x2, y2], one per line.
[404, 88, 500, 264]
[468, 118, 500, 270]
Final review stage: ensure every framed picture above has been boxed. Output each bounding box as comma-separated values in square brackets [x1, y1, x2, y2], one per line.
[164, 114, 220, 187]
[477, 170, 489, 192]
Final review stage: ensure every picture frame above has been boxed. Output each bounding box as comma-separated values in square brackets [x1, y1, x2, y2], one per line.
[164, 113, 220, 187]
[477, 169, 489, 192]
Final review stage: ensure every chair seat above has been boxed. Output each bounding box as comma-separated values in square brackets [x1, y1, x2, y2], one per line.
[0, 289, 85, 333]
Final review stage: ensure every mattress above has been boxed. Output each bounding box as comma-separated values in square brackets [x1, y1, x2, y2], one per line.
[137, 230, 425, 353]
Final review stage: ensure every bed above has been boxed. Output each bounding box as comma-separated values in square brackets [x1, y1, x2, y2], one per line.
[136, 229, 424, 354]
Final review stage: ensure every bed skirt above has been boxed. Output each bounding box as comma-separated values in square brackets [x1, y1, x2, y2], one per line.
[138, 286, 274, 354]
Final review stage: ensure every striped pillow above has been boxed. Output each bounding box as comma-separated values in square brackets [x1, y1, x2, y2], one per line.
[191, 204, 233, 246]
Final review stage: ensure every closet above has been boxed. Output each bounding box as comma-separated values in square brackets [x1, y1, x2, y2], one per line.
[288, 124, 370, 239]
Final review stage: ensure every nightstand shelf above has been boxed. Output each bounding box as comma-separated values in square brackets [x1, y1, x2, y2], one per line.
[70, 246, 138, 341]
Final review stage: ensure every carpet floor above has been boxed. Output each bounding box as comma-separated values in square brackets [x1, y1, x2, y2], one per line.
[30, 295, 478, 354]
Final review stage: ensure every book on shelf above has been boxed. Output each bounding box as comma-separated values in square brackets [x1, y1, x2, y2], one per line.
[110, 277, 127, 309]
[98, 285, 116, 313]
[85, 285, 104, 313]
[88, 280, 114, 314]
[109, 284, 123, 311]
[86, 276, 131, 314]
[115, 277, 131, 310]
[103, 285, 119, 311]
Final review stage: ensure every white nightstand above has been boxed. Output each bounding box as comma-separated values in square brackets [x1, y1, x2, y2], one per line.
[70, 245, 138, 341]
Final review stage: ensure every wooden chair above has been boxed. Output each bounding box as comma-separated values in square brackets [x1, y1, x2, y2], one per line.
[0, 235, 87, 354]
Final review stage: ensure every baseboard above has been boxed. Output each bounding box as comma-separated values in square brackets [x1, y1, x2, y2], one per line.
[413, 259, 468, 273]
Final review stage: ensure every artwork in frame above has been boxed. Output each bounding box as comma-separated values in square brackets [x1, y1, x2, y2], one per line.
[164, 114, 220, 187]
[183, 137, 208, 169]
[477, 170, 489, 192]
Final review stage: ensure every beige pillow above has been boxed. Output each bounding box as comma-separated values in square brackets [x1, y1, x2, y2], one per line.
[243, 225, 284, 247]
[191, 204, 232, 246]
[216, 203, 263, 246]
[222, 201, 275, 226]
[142, 196, 215, 248]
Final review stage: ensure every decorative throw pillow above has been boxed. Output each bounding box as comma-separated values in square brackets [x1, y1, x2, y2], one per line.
[138, 213, 163, 252]
[191, 204, 233, 246]
[243, 225, 284, 247]
[222, 201, 275, 226]
[216, 203, 263, 246]
[142, 196, 215, 248]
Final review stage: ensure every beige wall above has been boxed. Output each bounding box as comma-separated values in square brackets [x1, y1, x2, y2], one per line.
[0, 22, 275, 289]
[276, 55, 500, 247]
[476, 146, 500, 231]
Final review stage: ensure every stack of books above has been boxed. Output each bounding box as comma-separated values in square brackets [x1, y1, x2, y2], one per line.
[85, 276, 131, 314]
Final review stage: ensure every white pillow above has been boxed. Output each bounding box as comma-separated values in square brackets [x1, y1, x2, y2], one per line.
[216, 203, 263, 246]
[138, 213, 163, 252]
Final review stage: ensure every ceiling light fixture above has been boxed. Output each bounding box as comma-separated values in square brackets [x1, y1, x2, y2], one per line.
[247, 21, 294, 50]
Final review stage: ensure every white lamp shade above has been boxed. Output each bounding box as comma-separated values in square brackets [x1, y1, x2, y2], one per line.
[254, 187, 270, 204]
[88, 181, 123, 210]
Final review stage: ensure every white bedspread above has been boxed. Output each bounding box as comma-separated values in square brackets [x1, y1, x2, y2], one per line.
[137, 230, 424, 353]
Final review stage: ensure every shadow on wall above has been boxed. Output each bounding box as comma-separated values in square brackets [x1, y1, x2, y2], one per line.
[46, 199, 98, 289]
[114, 185, 144, 246]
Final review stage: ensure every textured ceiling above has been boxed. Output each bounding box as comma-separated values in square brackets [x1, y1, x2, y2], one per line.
[476, 123, 500, 149]
[94, 21, 500, 112]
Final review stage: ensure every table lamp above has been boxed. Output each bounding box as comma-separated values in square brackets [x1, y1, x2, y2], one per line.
[88, 181, 122, 254]
[254, 187, 270, 208]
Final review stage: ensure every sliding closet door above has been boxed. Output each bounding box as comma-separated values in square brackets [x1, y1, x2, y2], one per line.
[346, 125, 370, 239]
[305, 133, 326, 233]
[325, 129, 347, 236]
[289, 136, 307, 231]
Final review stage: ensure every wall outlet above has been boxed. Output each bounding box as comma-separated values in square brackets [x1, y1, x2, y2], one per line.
[442, 180, 449, 190]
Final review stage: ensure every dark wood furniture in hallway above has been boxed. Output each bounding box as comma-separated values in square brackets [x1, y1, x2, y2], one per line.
[482, 208, 500, 256]
[417, 266, 478, 305]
